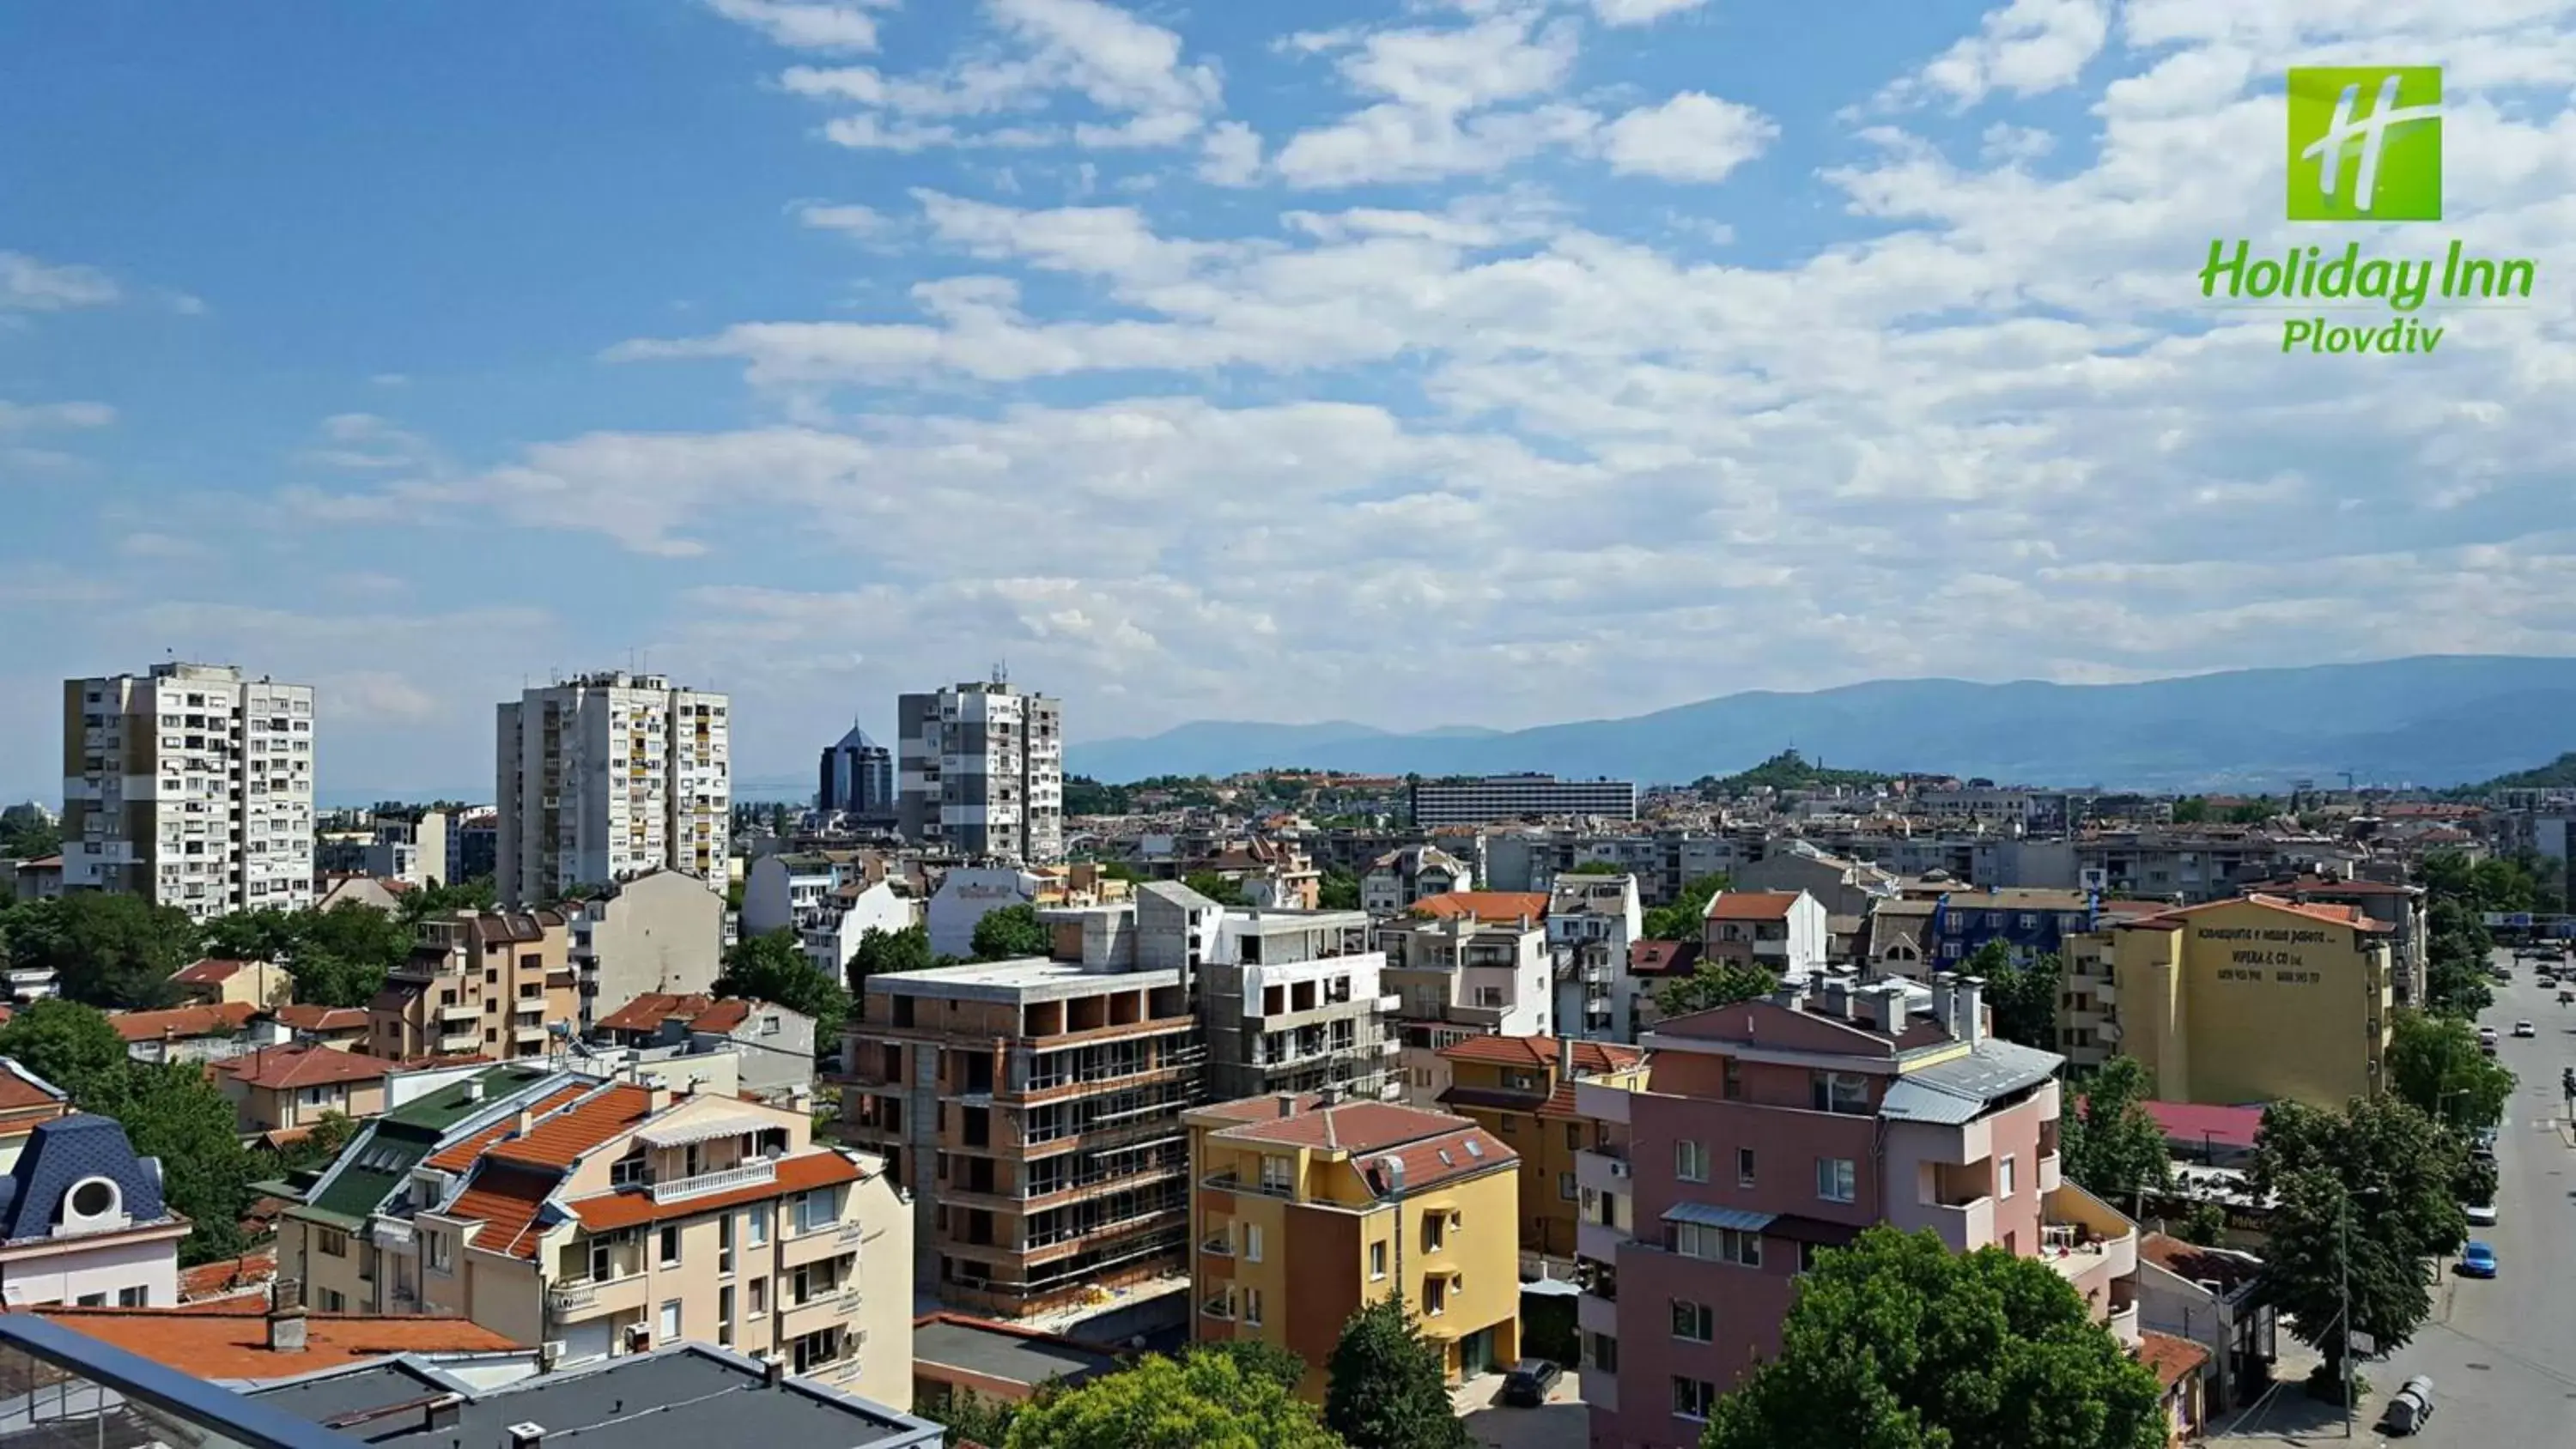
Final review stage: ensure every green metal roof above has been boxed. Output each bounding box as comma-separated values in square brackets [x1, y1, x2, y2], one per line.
[300, 1064, 561, 1223]
[386, 1064, 558, 1131]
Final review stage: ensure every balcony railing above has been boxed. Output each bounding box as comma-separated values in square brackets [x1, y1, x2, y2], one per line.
[1199, 1171, 1296, 1200]
[548, 1282, 597, 1312]
[649, 1158, 776, 1204]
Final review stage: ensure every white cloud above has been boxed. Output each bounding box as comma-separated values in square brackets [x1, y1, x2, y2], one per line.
[0, 253, 119, 311]
[1600, 92, 1779, 182]
[0, 400, 113, 432]
[296, 412, 438, 472]
[1589, 0, 1712, 24]
[793, 201, 889, 235]
[1273, 9, 1600, 187]
[705, 0, 890, 52]
[1874, 0, 2111, 111]
[1197, 119, 1263, 185]
[118, 531, 210, 561]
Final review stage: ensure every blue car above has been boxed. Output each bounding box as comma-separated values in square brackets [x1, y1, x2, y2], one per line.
[2460, 1241, 2499, 1278]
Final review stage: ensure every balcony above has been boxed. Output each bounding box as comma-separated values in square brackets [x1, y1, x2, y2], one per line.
[438, 1001, 478, 1022]
[2038, 1150, 2063, 1194]
[1200, 1171, 1296, 1201]
[1573, 1080, 1632, 1125]
[1577, 1288, 1619, 1338]
[780, 1289, 853, 1338]
[1919, 1194, 1996, 1252]
[547, 1271, 648, 1321]
[782, 1224, 860, 1269]
[1576, 1219, 1628, 1264]
[438, 1030, 480, 1053]
[1573, 1147, 1631, 1196]
[648, 1158, 775, 1205]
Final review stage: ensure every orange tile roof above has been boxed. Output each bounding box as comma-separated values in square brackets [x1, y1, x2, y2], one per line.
[1354, 1125, 1518, 1197]
[2117, 894, 2389, 933]
[487, 1083, 654, 1169]
[1704, 890, 1801, 921]
[422, 1082, 595, 1172]
[212, 1046, 393, 1091]
[1212, 1100, 1478, 1154]
[1436, 1034, 1642, 1074]
[178, 1252, 276, 1303]
[1412, 892, 1549, 924]
[0, 1062, 67, 1113]
[274, 1004, 370, 1034]
[446, 1166, 557, 1260]
[2136, 1331, 2210, 1391]
[109, 1002, 258, 1043]
[595, 992, 720, 1034]
[693, 1000, 753, 1034]
[173, 959, 252, 985]
[568, 1150, 861, 1233]
[42, 1307, 521, 1376]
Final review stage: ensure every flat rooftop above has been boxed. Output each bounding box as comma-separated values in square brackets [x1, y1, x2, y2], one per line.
[252, 1344, 939, 1449]
[866, 956, 1182, 1003]
[913, 1317, 1122, 1392]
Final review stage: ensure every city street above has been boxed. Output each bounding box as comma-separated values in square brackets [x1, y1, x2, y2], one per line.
[2322, 949, 2576, 1445]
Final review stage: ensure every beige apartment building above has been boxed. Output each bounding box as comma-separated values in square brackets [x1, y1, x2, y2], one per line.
[370, 910, 581, 1061]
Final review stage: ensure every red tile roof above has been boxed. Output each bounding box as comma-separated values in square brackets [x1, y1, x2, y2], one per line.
[2137, 1233, 2262, 1294]
[211, 1046, 393, 1091]
[568, 1151, 861, 1233]
[1435, 1035, 1642, 1074]
[1355, 1125, 1518, 1197]
[0, 1061, 68, 1113]
[1629, 940, 1701, 977]
[109, 1002, 258, 1044]
[593, 993, 760, 1036]
[173, 959, 252, 985]
[487, 1083, 655, 1169]
[1704, 890, 1801, 921]
[2118, 894, 2389, 933]
[2140, 1100, 2265, 1152]
[1412, 892, 1549, 924]
[273, 1004, 370, 1034]
[445, 1167, 557, 1259]
[178, 1252, 276, 1303]
[2136, 1331, 2210, 1390]
[422, 1082, 595, 1172]
[45, 1306, 521, 1375]
[1210, 1100, 1498, 1163]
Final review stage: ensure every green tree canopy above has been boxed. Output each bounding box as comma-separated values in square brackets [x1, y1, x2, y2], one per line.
[97, 1060, 259, 1266]
[1961, 943, 2063, 1051]
[2385, 1009, 2514, 1131]
[1182, 871, 1250, 907]
[1643, 873, 1729, 943]
[0, 814, 62, 861]
[0, 998, 130, 1103]
[1324, 1296, 1470, 1449]
[1563, 860, 1624, 876]
[1699, 1227, 2167, 1449]
[846, 923, 936, 996]
[2059, 1056, 2172, 1210]
[0, 894, 200, 1009]
[715, 930, 851, 1028]
[1194, 1340, 1309, 1397]
[1004, 1351, 1337, 1449]
[1318, 868, 1361, 911]
[1654, 961, 1778, 1020]
[397, 876, 497, 924]
[971, 903, 1054, 961]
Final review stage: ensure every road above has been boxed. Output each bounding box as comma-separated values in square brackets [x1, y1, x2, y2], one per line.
[2358, 949, 2576, 1445]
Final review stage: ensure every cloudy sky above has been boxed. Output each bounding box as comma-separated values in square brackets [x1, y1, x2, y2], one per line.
[4, 0, 2573, 801]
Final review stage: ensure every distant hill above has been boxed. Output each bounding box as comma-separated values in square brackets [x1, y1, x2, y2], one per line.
[1065, 656, 2576, 791]
[2453, 750, 2576, 796]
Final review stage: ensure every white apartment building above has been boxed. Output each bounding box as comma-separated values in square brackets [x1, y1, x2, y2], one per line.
[496, 673, 730, 907]
[1547, 872, 1644, 1043]
[60, 663, 315, 922]
[895, 679, 1063, 864]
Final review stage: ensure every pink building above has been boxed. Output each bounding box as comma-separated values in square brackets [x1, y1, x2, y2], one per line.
[1573, 974, 2141, 1449]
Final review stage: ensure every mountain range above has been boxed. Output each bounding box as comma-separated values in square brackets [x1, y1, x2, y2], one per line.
[1063, 656, 2576, 791]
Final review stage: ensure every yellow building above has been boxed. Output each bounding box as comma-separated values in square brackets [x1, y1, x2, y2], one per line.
[1187, 1092, 1520, 1397]
[1432, 1034, 1646, 1261]
[2114, 895, 2395, 1108]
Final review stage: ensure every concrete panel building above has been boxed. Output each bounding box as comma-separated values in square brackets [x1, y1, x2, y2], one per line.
[1410, 775, 1636, 829]
[568, 868, 728, 1026]
[1196, 902, 1400, 1104]
[495, 672, 730, 907]
[896, 680, 1064, 865]
[369, 911, 581, 1063]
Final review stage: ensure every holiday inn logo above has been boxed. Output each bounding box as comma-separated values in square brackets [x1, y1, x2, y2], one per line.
[2285, 66, 2442, 222]
[2195, 65, 2539, 355]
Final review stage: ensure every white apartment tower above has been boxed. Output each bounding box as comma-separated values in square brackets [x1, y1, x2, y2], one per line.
[895, 677, 1063, 864]
[60, 663, 316, 922]
[495, 671, 730, 906]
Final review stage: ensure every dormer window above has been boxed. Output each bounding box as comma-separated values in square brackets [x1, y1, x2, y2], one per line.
[58, 1176, 125, 1235]
[70, 1179, 116, 1218]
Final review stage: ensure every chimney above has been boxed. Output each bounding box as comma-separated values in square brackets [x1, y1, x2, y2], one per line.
[1869, 984, 1905, 1035]
[424, 1399, 463, 1434]
[1318, 1082, 1343, 1108]
[1767, 981, 1806, 1012]
[1930, 979, 1958, 1039]
[1956, 976, 1986, 1046]
[266, 1304, 308, 1354]
[507, 1425, 545, 1449]
[463, 1079, 485, 1105]
[1558, 1035, 1575, 1077]
[1820, 979, 1851, 1019]
[762, 1356, 787, 1389]
[647, 1082, 673, 1113]
[513, 1107, 536, 1136]
[1276, 1093, 1298, 1119]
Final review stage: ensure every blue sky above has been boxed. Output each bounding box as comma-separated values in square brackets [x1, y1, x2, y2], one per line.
[4, 0, 2573, 803]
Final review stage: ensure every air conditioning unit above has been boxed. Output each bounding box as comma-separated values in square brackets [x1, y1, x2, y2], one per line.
[623, 1324, 652, 1353]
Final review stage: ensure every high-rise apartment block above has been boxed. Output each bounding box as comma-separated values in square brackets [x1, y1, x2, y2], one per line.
[495, 672, 730, 906]
[60, 663, 316, 922]
[896, 680, 1063, 864]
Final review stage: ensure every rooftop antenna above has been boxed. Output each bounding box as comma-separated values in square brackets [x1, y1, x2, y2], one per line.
[993, 659, 1009, 688]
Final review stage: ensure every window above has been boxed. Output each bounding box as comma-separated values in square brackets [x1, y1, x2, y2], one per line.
[1673, 1377, 1718, 1421]
[315, 1226, 349, 1257]
[1721, 1057, 1743, 1100]
[1811, 1072, 1869, 1114]
[1735, 1148, 1756, 1188]
[1670, 1300, 1714, 1342]
[1370, 1240, 1388, 1280]
[1565, 1124, 1583, 1151]
[1423, 1276, 1449, 1317]
[1674, 1222, 1761, 1267]
[425, 1231, 453, 1273]
[796, 1186, 840, 1233]
[2000, 1155, 2017, 1199]
[1798, 1241, 1826, 1274]
[76, 1294, 105, 1308]
[1244, 1224, 1264, 1263]
[1559, 1171, 1577, 1201]
[1817, 1157, 1857, 1203]
[317, 1288, 346, 1312]
[746, 1207, 769, 1247]
[749, 1277, 767, 1313]
[118, 1286, 148, 1307]
[660, 1225, 682, 1266]
[717, 1286, 734, 1346]
[1675, 1140, 1709, 1183]
[658, 1300, 681, 1343]
[1497, 1114, 1516, 1136]
[1242, 1287, 1265, 1326]
[591, 1234, 615, 1281]
[1260, 1155, 1294, 1194]
[1423, 1213, 1446, 1253]
[1589, 1332, 1619, 1373]
[720, 1215, 735, 1274]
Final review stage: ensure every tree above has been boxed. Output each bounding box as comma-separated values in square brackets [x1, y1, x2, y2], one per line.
[1643, 873, 1729, 943]
[2385, 1009, 2514, 1131]
[2171, 797, 2212, 824]
[1964, 943, 2063, 1051]
[920, 1387, 1028, 1448]
[1700, 1227, 2167, 1449]
[847, 923, 935, 995]
[1182, 871, 1249, 907]
[715, 930, 851, 1028]
[260, 1111, 360, 1178]
[1324, 1296, 1470, 1449]
[971, 904, 1054, 961]
[2059, 1056, 2172, 1210]
[0, 814, 62, 861]
[2172, 1195, 2228, 1248]
[0, 998, 129, 1103]
[1195, 1340, 1308, 1397]
[1005, 1351, 1336, 1449]
[397, 876, 496, 924]
[1564, 861, 1623, 876]
[290, 901, 413, 1007]
[1318, 868, 1361, 911]
[98, 1060, 258, 1266]
[1655, 961, 1778, 1019]
[0, 894, 200, 1009]
[2247, 1096, 2467, 1388]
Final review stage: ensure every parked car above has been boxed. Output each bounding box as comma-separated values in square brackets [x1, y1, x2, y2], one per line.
[2514, 1020, 2537, 1037]
[2465, 1202, 2498, 1227]
[2459, 1241, 2499, 1278]
[1501, 1360, 1564, 1406]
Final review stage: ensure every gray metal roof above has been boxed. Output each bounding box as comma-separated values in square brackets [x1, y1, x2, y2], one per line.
[914, 1319, 1121, 1391]
[1662, 1202, 1776, 1232]
[1878, 1038, 2062, 1124]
